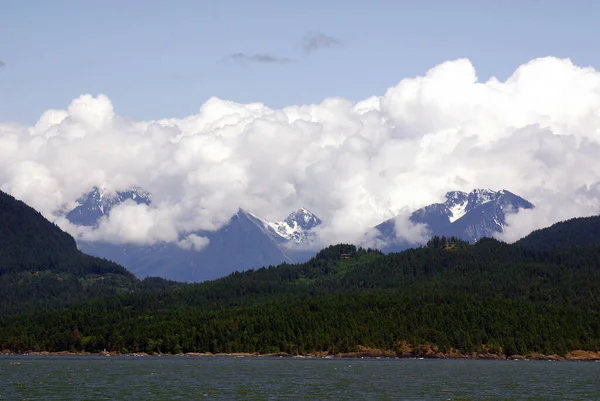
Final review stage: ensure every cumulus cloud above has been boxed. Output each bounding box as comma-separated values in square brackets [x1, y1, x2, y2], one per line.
[2, 56, 600, 248]
[497, 183, 600, 243]
[177, 234, 210, 252]
[302, 32, 343, 54]
[80, 201, 179, 245]
[359, 211, 430, 250]
[393, 213, 431, 245]
[224, 53, 293, 64]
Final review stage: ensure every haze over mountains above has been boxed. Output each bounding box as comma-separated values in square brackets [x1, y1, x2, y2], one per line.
[64, 186, 534, 281]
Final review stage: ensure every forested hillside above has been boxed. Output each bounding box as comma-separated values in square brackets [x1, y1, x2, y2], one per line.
[0, 190, 143, 314]
[1, 189, 600, 358]
[517, 215, 600, 250]
[1, 237, 599, 357]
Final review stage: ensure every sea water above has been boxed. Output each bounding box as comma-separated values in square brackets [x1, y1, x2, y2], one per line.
[1, 356, 599, 400]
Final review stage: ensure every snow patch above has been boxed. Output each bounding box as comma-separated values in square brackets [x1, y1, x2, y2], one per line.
[448, 200, 468, 223]
[268, 220, 298, 239]
[266, 208, 322, 244]
[471, 188, 496, 204]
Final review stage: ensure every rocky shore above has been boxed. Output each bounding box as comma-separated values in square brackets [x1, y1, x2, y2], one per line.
[2, 348, 599, 361]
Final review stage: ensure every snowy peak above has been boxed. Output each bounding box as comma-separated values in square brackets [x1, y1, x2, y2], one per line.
[66, 185, 151, 226]
[445, 190, 468, 202]
[429, 188, 534, 239]
[375, 188, 534, 252]
[267, 208, 322, 244]
[85, 185, 151, 208]
[464, 188, 498, 213]
[225, 207, 322, 245]
[440, 189, 527, 224]
[444, 191, 469, 223]
[284, 208, 322, 231]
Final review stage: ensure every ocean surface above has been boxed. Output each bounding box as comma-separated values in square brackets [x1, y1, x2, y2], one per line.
[1, 356, 599, 400]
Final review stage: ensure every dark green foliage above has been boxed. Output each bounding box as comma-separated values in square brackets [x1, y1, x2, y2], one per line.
[426, 236, 470, 249]
[313, 244, 359, 260]
[0, 190, 131, 277]
[2, 238, 600, 357]
[517, 215, 600, 250]
[0, 190, 137, 314]
[2, 189, 600, 357]
[0, 191, 79, 274]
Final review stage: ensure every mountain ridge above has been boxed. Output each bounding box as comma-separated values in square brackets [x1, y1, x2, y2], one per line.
[67, 186, 322, 281]
[65, 186, 533, 281]
[0, 189, 140, 315]
[373, 188, 534, 252]
[516, 215, 600, 250]
[2, 216, 600, 357]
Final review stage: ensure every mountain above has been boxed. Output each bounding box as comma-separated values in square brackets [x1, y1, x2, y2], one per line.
[2, 229, 600, 358]
[66, 184, 151, 226]
[516, 215, 600, 250]
[265, 208, 322, 244]
[0, 190, 139, 315]
[373, 189, 534, 252]
[76, 209, 294, 282]
[68, 186, 535, 280]
[68, 187, 322, 282]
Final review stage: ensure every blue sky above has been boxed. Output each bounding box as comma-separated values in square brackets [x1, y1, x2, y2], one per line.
[1, 0, 598, 124]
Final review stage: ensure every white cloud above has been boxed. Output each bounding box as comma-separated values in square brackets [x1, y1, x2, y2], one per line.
[497, 183, 600, 243]
[80, 201, 180, 245]
[359, 211, 430, 250]
[2, 56, 600, 246]
[177, 234, 210, 252]
[393, 212, 431, 245]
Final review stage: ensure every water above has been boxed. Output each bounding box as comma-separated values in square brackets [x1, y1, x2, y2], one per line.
[1, 356, 599, 400]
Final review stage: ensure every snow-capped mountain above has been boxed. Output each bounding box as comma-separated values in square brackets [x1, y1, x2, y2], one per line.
[67, 187, 321, 281]
[68, 185, 533, 280]
[76, 208, 294, 282]
[66, 185, 151, 226]
[374, 189, 534, 252]
[266, 208, 322, 244]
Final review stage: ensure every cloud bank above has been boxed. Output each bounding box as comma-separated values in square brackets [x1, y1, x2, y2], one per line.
[2, 57, 600, 247]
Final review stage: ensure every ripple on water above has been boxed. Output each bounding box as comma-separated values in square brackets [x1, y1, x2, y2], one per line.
[0, 356, 599, 400]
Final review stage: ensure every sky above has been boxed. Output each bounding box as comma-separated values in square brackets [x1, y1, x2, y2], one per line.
[2, 0, 599, 123]
[2, 1, 600, 249]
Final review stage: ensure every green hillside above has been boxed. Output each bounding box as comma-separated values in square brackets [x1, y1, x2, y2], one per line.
[0, 190, 141, 314]
[517, 215, 600, 250]
[1, 189, 599, 358]
[2, 237, 599, 357]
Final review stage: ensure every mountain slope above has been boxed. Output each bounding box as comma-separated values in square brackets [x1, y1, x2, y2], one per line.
[68, 187, 321, 282]
[0, 190, 130, 277]
[266, 208, 322, 244]
[516, 215, 600, 250]
[0, 190, 80, 273]
[78, 209, 294, 282]
[2, 233, 600, 357]
[0, 190, 138, 315]
[374, 189, 534, 252]
[66, 185, 151, 227]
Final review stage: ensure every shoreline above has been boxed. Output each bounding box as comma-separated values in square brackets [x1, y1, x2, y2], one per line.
[2, 349, 599, 362]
